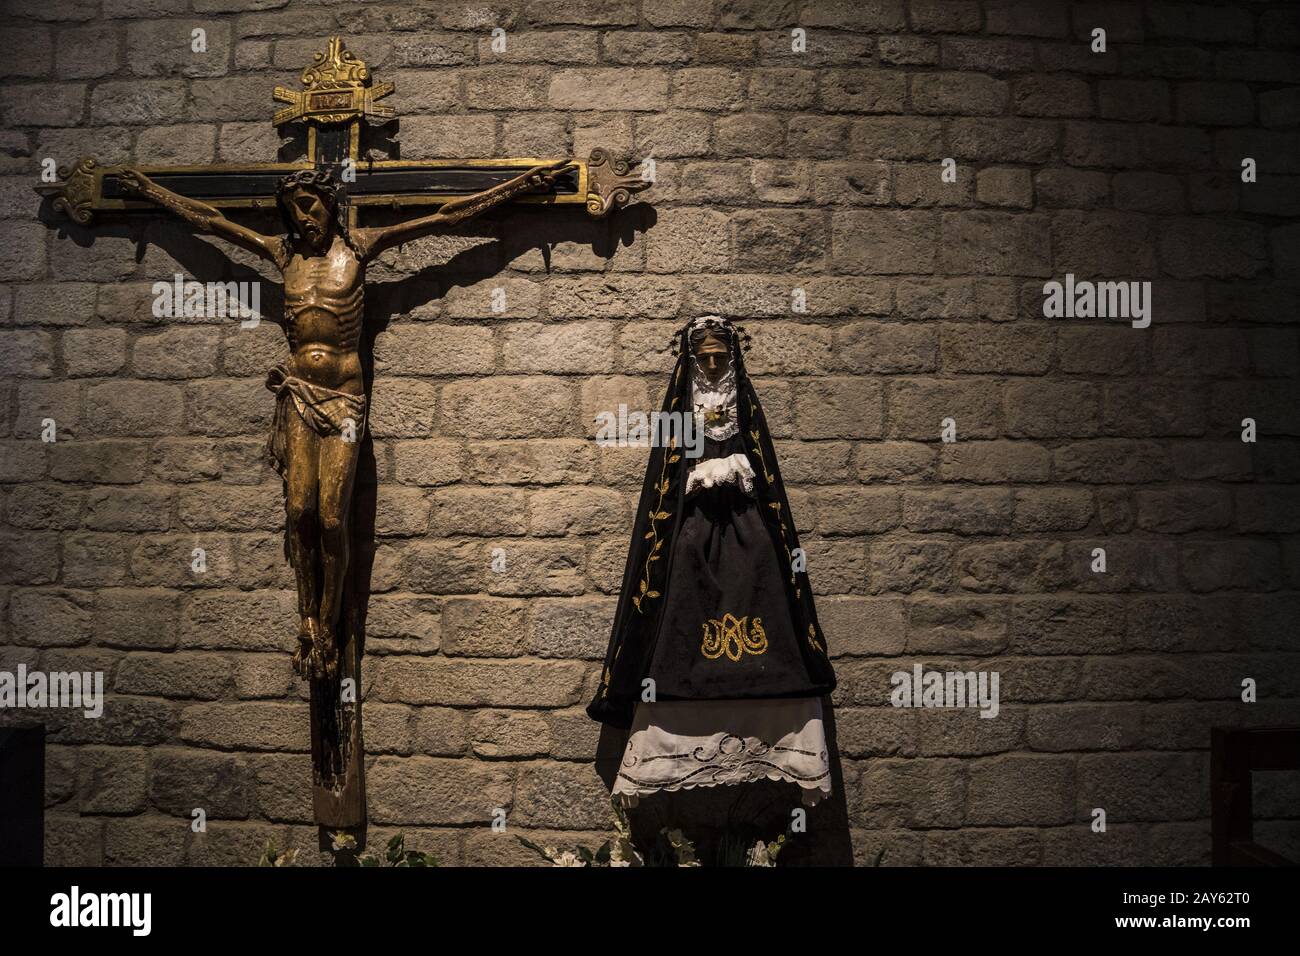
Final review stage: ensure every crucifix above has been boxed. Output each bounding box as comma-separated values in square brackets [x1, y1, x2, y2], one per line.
[36, 36, 650, 830]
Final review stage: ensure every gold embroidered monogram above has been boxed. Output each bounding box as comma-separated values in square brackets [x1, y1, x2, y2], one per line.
[701, 613, 769, 661]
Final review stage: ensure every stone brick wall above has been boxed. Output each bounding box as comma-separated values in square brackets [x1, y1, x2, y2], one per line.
[2, 0, 1298, 866]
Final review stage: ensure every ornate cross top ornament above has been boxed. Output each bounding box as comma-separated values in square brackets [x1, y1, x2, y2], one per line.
[272, 35, 396, 154]
[34, 36, 652, 832]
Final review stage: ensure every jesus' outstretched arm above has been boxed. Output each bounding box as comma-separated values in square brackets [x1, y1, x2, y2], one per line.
[116, 167, 286, 267]
[354, 159, 574, 260]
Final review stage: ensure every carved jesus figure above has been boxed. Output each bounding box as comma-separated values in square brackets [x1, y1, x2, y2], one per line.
[117, 160, 570, 680]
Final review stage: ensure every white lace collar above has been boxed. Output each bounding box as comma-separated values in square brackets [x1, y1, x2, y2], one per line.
[690, 359, 738, 441]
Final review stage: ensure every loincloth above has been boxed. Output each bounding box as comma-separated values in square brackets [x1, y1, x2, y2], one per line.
[264, 363, 367, 479]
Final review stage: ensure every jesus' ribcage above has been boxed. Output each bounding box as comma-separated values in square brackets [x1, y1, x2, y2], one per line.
[284, 284, 364, 352]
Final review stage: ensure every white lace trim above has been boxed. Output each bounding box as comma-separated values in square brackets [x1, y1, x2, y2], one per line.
[692, 384, 739, 442]
[615, 779, 824, 809]
[613, 698, 832, 806]
[684, 452, 755, 497]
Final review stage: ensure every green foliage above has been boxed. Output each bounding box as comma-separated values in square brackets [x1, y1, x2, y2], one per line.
[515, 796, 795, 867]
[332, 832, 439, 867]
[255, 832, 438, 867]
[257, 840, 298, 867]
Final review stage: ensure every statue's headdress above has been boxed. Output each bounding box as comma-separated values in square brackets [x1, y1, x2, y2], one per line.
[670, 315, 752, 357]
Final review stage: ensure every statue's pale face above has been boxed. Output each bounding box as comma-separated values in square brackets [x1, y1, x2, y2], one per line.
[694, 337, 731, 384]
[287, 186, 334, 251]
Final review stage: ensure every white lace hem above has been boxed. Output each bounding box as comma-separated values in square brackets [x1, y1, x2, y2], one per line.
[612, 698, 832, 807]
[684, 452, 755, 497]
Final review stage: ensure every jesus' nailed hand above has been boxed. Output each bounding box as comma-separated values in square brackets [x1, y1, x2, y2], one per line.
[114, 158, 574, 681]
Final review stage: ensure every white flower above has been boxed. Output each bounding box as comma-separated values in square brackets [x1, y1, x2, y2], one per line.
[746, 841, 774, 867]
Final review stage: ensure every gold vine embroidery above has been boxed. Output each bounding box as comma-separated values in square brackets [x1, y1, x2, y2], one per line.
[807, 623, 825, 654]
[700, 613, 768, 661]
[748, 398, 826, 657]
[748, 398, 801, 600]
[747, 399, 776, 486]
[598, 644, 621, 699]
[634, 374, 681, 614]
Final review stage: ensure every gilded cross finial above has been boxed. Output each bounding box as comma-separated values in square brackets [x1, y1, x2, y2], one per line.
[272, 35, 395, 129]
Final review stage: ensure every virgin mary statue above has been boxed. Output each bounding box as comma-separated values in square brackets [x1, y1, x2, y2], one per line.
[588, 316, 837, 806]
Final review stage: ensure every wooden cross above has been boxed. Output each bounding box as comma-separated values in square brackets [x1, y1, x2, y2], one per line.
[35, 36, 649, 832]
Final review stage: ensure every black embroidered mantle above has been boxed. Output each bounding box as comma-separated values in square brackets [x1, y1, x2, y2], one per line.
[587, 321, 836, 728]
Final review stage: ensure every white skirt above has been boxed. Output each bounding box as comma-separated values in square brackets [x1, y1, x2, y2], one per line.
[612, 697, 832, 806]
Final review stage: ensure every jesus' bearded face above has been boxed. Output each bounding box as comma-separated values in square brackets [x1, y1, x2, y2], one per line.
[287, 186, 334, 251]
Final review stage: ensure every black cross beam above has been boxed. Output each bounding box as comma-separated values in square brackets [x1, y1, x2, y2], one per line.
[36, 36, 647, 226]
